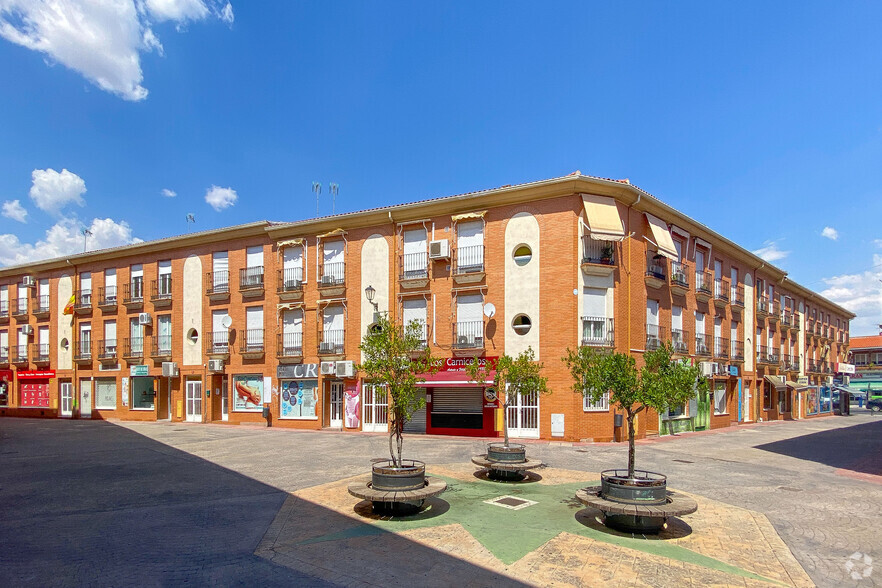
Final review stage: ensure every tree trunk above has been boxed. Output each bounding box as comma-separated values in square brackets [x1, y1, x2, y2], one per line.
[626, 409, 636, 479]
[503, 398, 510, 447]
[388, 419, 397, 467]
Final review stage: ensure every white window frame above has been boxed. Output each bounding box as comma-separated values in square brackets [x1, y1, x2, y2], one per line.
[583, 391, 610, 412]
[94, 378, 117, 410]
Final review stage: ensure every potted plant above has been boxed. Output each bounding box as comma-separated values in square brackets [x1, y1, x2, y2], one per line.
[564, 343, 704, 504]
[466, 347, 548, 471]
[357, 313, 437, 493]
[600, 244, 614, 265]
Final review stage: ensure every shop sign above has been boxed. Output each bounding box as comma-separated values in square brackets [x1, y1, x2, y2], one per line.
[483, 387, 497, 403]
[17, 370, 56, 379]
[130, 365, 149, 377]
[797, 376, 809, 386]
[727, 365, 739, 377]
[277, 363, 319, 379]
[836, 363, 855, 374]
[431, 357, 498, 373]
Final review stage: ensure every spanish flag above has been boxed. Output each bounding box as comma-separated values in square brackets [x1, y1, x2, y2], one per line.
[63, 294, 75, 315]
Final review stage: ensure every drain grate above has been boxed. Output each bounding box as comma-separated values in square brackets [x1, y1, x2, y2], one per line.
[484, 495, 537, 511]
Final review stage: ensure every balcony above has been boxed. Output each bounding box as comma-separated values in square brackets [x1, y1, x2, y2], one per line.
[404, 321, 429, 353]
[0, 301, 7, 322]
[123, 337, 145, 360]
[731, 284, 745, 312]
[791, 313, 801, 332]
[239, 329, 265, 359]
[646, 324, 665, 351]
[757, 345, 780, 366]
[400, 252, 430, 287]
[820, 362, 832, 375]
[581, 236, 616, 277]
[669, 261, 690, 297]
[695, 333, 712, 357]
[767, 300, 780, 324]
[74, 340, 92, 364]
[150, 277, 173, 308]
[12, 344, 29, 365]
[713, 278, 730, 308]
[806, 320, 815, 339]
[781, 311, 793, 329]
[644, 254, 666, 290]
[807, 360, 819, 374]
[12, 298, 29, 318]
[318, 262, 346, 296]
[98, 339, 118, 363]
[123, 281, 144, 309]
[452, 321, 484, 355]
[150, 335, 172, 361]
[204, 270, 230, 301]
[206, 331, 230, 358]
[713, 336, 729, 359]
[0, 347, 8, 367]
[730, 340, 745, 362]
[452, 245, 485, 285]
[756, 296, 772, 319]
[33, 295, 50, 318]
[694, 270, 713, 302]
[277, 332, 303, 363]
[581, 317, 614, 347]
[277, 268, 304, 301]
[782, 354, 800, 372]
[318, 329, 345, 356]
[671, 328, 690, 355]
[239, 266, 265, 297]
[98, 286, 118, 310]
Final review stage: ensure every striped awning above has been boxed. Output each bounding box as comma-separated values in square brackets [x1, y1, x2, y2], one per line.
[582, 194, 625, 241]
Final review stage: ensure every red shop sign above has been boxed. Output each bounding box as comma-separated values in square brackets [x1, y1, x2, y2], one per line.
[17, 370, 56, 379]
[431, 357, 498, 373]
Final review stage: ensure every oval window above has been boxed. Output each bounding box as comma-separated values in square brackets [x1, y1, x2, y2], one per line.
[60, 337, 69, 350]
[187, 328, 199, 345]
[512, 314, 532, 335]
[513, 245, 532, 266]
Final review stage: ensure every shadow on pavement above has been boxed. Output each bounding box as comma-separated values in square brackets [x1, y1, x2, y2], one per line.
[754, 419, 882, 475]
[0, 418, 527, 587]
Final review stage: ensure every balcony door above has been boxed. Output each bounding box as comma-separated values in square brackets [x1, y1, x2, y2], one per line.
[185, 379, 203, 422]
[329, 382, 344, 428]
[456, 294, 483, 346]
[507, 389, 540, 439]
[60, 381, 73, 418]
[362, 384, 388, 433]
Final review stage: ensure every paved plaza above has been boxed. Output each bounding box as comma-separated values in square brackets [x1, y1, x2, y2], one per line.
[0, 412, 879, 587]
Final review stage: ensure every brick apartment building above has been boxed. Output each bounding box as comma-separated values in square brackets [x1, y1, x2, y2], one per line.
[0, 173, 855, 441]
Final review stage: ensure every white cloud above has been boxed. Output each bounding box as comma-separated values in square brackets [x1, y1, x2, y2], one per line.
[204, 185, 237, 211]
[821, 226, 839, 241]
[2, 200, 27, 223]
[161, 188, 176, 197]
[219, 1, 232, 24]
[820, 254, 882, 336]
[29, 168, 86, 215]
[0, 0, 234, 101]
[752, 240, 790, 263]
[873, 239, 882, 249]
[0, 217, 141, 266]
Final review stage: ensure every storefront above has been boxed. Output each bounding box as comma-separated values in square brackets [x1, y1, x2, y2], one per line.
[129, 366, 157, 412]
[0, 369, 12, 408]
[18, 370, 54, 410]
[420, 357, 497, 437]
[278, 364, 319, 422]
[232, 374, 268, 422]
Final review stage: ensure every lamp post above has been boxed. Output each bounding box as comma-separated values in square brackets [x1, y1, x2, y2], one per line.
[365, 284, 378, 312]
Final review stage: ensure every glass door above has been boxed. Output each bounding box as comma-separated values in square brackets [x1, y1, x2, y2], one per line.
[362, 384, 388, 433]
[507, 389, 540, 438]
[221, 379, 229, 421]
[60, 381, 73, 417]
[186, 380, 202, 422]
[329, 382, 343, 428]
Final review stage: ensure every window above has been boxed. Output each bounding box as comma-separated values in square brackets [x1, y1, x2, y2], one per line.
[211, 310, 229, 351]
[403, 228, 428, 277]
[763, 383, 771, 410]
[104, 269, 117, 301]
[402, 298, 427, 344]
[158, 260, 172, 296]
[0, 285, 7, 315]
[456, 293, 483, 345]
[95, 378, 117, 410]
[281, 309, 303, 354]
[646, 299, 660, 347]
[512, 314, 532, 335]
[129, 318, 143, 354]
[38, 279, 49, 310]
[130, 377, 154, 410]
[0, 331, 7, 360]
[282, 245, 304, 286]
[672, 305, 685, 352]
[321, 241, 345, 283]
[583, 391, 610, 412]
[245, 306, 264, 350]
[714, 382, 727, 415]
[321, 305, 344, 352]
[513, 244, 532, 266]
[279, 379, 318, 419]
[243, 246, 264, 286]
[157, 315, 172, 353]
[875, 352, 882, 365]
[212, 251, 229, 290]
[130, 265, 143, 299]
[80, 272, 91, 305]
[456, 220, 484, 272]
[104, 321, 116, 355]
[582, 287, 608, 344]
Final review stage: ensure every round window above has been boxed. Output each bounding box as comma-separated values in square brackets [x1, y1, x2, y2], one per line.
[513, 244, 532, 266]
[60, 337, 69, 350]
[512, 314, 532, 335]
[187, 328, 199, 345]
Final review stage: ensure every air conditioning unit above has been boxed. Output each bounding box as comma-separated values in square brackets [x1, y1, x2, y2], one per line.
[138, 312, 152, 325]
[699, 361, 714, 377]
[21, 324, 33, 335]
[428, 239, 450, 260]
[21, 276, 36, 288]
[335, 360, 355, 378]
[161, 362, 179, 377]
[208, 359, 224, 372]
[320, 274, 335, 286]
[320, 361, 336, 375]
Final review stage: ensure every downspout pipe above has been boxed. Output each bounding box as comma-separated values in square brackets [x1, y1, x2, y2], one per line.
[627, 193, 641, 357]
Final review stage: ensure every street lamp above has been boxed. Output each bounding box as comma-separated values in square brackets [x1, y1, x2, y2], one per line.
[364, 284, 378, 311]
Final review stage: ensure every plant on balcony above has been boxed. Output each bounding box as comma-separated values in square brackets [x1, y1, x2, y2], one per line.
[600, 244, 614, 264]
[564, 342, 705, 479]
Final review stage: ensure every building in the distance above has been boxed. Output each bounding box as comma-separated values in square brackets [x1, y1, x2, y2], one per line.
[848, 331, 882, 393]
[0, 172, 855, 440]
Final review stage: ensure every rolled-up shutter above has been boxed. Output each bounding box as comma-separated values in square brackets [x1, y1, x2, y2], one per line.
[403, 390, 427, 433]
[431, 387, 483, 414]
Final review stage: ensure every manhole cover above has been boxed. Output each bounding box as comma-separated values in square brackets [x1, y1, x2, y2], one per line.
[484, 495, 538, 511]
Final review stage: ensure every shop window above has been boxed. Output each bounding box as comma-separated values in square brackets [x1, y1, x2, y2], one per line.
[713, 382, 727, 415]
[667, 403, 686, 418]
[279, 379, 318, 419]
[95, 378, 117, 410]
[512, 314, 532, 335]
[131, 377, 155, 410]
[763, 384, 771, 410]
[513, 244, 532, 266]
[583, 391, 609, 412]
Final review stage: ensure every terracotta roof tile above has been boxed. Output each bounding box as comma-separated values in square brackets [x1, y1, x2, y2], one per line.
[850, 335, 882, 350]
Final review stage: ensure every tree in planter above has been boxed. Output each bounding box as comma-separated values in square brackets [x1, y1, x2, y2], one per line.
[357, 313, 436, 468]
[466, 346, 549, 447]
[564, 342, 705, 478]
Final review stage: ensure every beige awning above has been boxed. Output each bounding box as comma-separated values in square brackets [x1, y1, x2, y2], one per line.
[582, 194, 625, 241]
[786, 380, 808, 391]
[277, 302, 302, 312]
[277, 238, 304, 248]
[317, 228, 346, 239]
[451, 211, 486, 222]
[764, 375, 786, 391]
[645, 213, 678, 260]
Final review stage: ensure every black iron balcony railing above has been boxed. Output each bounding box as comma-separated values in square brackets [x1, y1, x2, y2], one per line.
[123, 280, 144, 305]
[98, 339, 117, 361]
[239, 266, 265, 291]
[453, 321, 484, 349]
[74, 340, 92, 361]
[757, 345, 780, 365]
[12, 344, 29, 363]
[150, 277, 173, 303]
[240, 329, 264, 354]
[207, 330, 230, 355]
[12, 298, 28, 316]
[124, 337, 144, 358]
[695, 270, 713, 296]
[731, 284, 744, 307]
[407, 320, 429, 349]
[782, 354, 800, 372]
[0, 346, 8, 363]
[669, 261, 689, 290]
[713, 337, 729, 359]
[581, 316, 614, 347]
[453, 245, 485, 275]
[206, 270, 230, 295]
[98, 286, 117, 307]
[278, 268, 304, 293]
[730, 340, 745, 361]
[277, 332, 303, 358]
[714, 278, 730, 303]
[807, 360, 819, 373]
[781, 311, 793, 327]
[695, 333, 712, 356]
[319, 329, 345, 354]
[646, 324, 664, 351]
[671, 328, 690, 354]
[645, 254, 666, 280]
[319, 262, 345, 287]
[0, 300, 8, 318]
[400, 252, 429, 281]
[793, 314, 801, 330]
[34, 295, 50, 315]
[757, 296, 771, 316]
[151, 335, 172, 357]
[582, 236, 616, 266]
[33, 342, 51, 362]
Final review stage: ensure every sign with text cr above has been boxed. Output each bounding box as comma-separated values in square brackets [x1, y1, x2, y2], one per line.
[17, 370, 56, 379]
[130, 365, 149, 377]
[432, 357, 498, 373]
[277, 363, 319, 379]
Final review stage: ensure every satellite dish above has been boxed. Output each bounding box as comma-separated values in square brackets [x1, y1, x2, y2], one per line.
[483, 303, 496, 318]
[221, 315, 233, 329]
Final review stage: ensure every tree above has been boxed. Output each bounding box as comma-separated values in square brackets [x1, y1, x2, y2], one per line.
[564, 343, 705, 478]
[466, 347, 549, 447]
[357, 313, 436, 468]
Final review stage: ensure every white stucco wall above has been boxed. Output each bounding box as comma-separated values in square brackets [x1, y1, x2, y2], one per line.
[56, 274, 72, 370]
[361, 235, 389, 360]
[182, 255, 203, 366]
[504, 212, 540, 358]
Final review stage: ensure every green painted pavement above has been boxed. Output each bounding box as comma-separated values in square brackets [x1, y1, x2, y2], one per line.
[300, 474, 785, 585]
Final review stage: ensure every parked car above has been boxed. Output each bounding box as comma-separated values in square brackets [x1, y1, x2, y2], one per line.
[868, 396, 882, 413]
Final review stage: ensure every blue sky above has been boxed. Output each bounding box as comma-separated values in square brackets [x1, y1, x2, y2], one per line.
[0, 1, 881, 334]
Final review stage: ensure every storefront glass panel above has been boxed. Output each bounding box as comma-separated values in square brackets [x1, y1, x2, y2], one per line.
[279, 379, 318, 419]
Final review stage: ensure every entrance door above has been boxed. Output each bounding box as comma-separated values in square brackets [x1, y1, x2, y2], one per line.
[221, 379, 229, 421]
[507, 390, 540, 438]
[186, 380, 203, 422]
[60, 381, 73, 417]
[329, 382, 343, 428]
[362, 384, 388, 433]
[79, 379, 92, 418]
